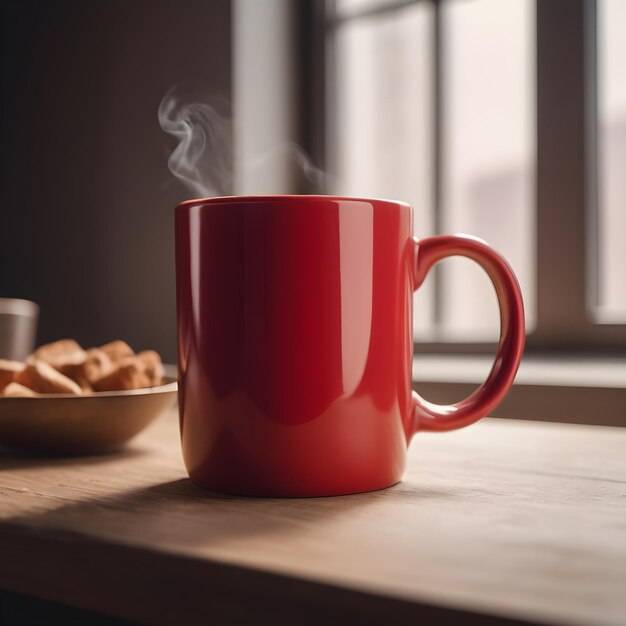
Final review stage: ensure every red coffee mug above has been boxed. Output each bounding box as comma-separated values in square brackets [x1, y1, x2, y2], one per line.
[175, 195, 525, 496]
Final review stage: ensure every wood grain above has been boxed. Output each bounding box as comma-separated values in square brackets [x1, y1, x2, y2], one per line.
[0, 410, 625, 626]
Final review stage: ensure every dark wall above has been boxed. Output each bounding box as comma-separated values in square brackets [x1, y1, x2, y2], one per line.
[0, 0, 232, 362]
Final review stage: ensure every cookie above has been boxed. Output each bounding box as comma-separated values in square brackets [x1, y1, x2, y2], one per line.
[56, 361, 92, 393]
[31, 339, 86, 369]
[137, 350, 165, 387]
[99, 340, 134, 363]
[59, 348, 113, 392]
[16, 360, 83, 395]
[83, 348, 113, 384]
[0, 359, 26, 391]
[2, 382, 37, 397]
[92, 357, 149, 392]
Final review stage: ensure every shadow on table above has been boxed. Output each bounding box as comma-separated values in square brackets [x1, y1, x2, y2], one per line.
[4, 474, 456, 550]
[0, 445, 149, 472]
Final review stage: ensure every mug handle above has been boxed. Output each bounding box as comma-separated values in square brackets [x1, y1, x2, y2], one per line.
[411, 235, 525, 433]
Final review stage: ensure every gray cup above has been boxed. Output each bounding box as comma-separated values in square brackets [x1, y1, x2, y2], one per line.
[0, 298, 39, 361]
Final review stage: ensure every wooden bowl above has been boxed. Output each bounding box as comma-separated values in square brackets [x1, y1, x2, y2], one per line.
[0, 377, 177, 454]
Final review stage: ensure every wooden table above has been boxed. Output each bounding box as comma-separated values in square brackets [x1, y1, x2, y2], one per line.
[1, 409, 625, 626]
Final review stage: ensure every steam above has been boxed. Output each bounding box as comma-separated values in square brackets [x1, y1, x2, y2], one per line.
[159, 85, 328, 198]
[240, 142, 329, 194]
[158, 85, 233, 198]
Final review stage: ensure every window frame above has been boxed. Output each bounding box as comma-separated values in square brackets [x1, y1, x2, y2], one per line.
[303, 0, 626, 356]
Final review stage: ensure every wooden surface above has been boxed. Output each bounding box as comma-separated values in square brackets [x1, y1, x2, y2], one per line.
[0, 409, 625, 626]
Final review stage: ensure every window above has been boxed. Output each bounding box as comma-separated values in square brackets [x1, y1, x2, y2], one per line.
[318, 0, 626, 354]
[333, 2, 435, 336]
[597, 0, 626, 323]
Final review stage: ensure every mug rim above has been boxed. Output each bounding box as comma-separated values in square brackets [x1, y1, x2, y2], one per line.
[176, 194, 411, 211]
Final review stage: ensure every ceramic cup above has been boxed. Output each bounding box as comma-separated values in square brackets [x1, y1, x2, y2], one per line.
[0, 298, 39, 361]
[175, 196, 525, 496]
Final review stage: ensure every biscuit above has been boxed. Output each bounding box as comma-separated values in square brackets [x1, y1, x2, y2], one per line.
[31, 339, 86, 369]
[6, 340, 164, 394]
[58, 348, 113, 392]
[92, 357, 149, 392]
[16, 360, 83, 395]
[0, 359, 26, 391]
[83, 348, 113, 384]
[2, 382, 37, 397]
[99, 340, 134, 363]
[137, 350, 164, 387]
[56, 361, 92, 393]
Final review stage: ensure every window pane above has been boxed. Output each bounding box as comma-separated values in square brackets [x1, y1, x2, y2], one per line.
[440, 0, 535, 340]
[336, 0, 413, 19]
[333, 4, 435, 337]
[597, 0, 626, 321]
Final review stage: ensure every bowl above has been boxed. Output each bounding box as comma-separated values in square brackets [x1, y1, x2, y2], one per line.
[0, 377, 177, 454]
